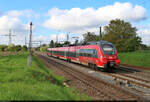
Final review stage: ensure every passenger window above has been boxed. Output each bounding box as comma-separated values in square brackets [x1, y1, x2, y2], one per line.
[83, 49, 86, 57]
[81, 49, 84, 56]
[87, 49, 91, 57]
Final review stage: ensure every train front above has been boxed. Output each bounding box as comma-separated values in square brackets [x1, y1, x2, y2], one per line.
[98, 41, 120, 70]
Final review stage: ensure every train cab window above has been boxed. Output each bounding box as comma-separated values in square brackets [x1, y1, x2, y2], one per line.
[93, 49, 98, 58]
[102, 44, 115, 55]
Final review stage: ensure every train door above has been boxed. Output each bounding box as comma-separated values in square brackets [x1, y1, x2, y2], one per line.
[76, 49, 80, 63]
[89, 49, 95, 65]
[64, 50, 67, 59]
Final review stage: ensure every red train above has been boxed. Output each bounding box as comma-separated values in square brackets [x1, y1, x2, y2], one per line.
[47, 41, 120, 71]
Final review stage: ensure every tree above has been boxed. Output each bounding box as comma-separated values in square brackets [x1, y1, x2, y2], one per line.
[104, 19, 142, 52]
[139, 44, 148, 50]
[54, 42, 63, 47]
[6, 44, 16, 52]
[40, 46, 48, 52]
[39, 44, 48, 52]
[148, 46, 150, 50]
[83, 32, 100, 43]
[0, 45, 7, 52]
[74, 39, 78, 45]
[22, 45, 28, 51]
[49, 40, 55, 48]
[15, 45, 22, 52]
[41, 44, 47, 47]
[64, 41, 70, 45]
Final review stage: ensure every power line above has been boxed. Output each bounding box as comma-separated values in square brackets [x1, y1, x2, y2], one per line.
[32, 41, 42, 47]
[0, 30, 16, 45]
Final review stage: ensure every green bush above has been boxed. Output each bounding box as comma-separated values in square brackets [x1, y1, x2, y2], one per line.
[0, 45, 8, 52]
[5, 44, 16, 52]
[35, 47, 40, 51]
[0, 44, 28, 52]
[22, 45, 28, 51]
[40, 46, 48, 52]
[15, 45, 22, 52]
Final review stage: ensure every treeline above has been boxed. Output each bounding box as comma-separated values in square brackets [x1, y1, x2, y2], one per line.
[48, 19, 149, 52]
[73, 19, 149, 52]
[0, 44, 28, 52]
[49, 40, 72, 48]
[103, 19, 148, 52]
[48, 19, 150, 52]
[1, 19, 148, 53]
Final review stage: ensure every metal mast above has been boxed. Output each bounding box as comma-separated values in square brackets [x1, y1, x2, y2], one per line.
[27, 22, 33, 67]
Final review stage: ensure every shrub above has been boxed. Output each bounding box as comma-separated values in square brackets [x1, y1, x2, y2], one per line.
[22, 45, 28, 51]
[40, 46, 48, 52]
[15, 45, 22, 52]
[5, 44, 16, 52]
[0, 45, 8, 52]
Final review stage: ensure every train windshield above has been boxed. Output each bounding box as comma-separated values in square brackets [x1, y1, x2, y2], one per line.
[101, 44, 115, 55]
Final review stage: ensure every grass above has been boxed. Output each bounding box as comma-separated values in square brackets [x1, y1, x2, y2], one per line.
[118, 50, 150, 68]
[0, 53, 90, 100]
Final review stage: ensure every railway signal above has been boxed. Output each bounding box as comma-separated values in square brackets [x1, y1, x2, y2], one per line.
[27, 22, 33, 67]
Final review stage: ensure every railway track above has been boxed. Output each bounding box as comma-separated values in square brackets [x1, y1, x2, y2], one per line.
[116, 66, 150, 82]
[93, 66, 150, 100]
[103, 72, 150, 89]
[35, 52, 147, 101]
[98, 68, 150, 89]
[111, 66, 150, 89]
[114, 73, 150, 86]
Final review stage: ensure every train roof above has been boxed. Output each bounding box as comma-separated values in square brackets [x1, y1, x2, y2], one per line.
[48, 40, 114, 50]
[87, 40, 113, 45]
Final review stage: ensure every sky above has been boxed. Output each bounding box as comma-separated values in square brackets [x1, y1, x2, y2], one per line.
[0, 0, 150, 46]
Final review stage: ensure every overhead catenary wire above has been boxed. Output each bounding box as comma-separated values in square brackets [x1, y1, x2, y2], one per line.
[0, 30, 16, 45]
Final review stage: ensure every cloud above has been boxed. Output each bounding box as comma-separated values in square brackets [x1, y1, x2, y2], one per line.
[137, 26, 150, 45]
[6, 10, 40, 19]
[0, 11, 31, 45]
[0, 9, 41, 46]
[49, 33, 66, 42]
[43, 2, 146, 33]
[0, 9, 40, 35]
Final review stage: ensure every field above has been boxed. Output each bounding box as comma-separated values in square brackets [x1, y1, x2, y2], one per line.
[118, 51, 150, 68]
[0, 53, 89, 100]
